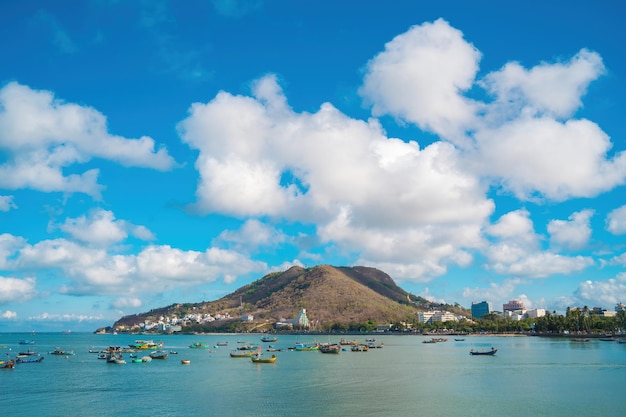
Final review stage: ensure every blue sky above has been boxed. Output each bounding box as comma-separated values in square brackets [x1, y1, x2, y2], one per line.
[1, 0, 626, 332]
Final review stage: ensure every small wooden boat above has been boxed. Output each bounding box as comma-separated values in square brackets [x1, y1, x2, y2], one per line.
[251, 349, 277, 363]
[454, 338, 466, 342]
[319, 343, 341, 354]
[181, 359, 191, 365]
[1, 359, 15, 369]
[216, 342, 228, 346]
[128, 340, 163, 350]
[131, 358, 144, 363]
[261, 335, 278, 343]
[571, 338, 590, 343]
[189, 342, 210, 349]
[230, 350, 255, 358]
[423, 337, 448, 344]
[48, 348, 75, 356]
[294, 343, 319, 351]
[470, 348, 497, 356]
[351, 344, 369, 352]
[237, 344, 257, 351]
[149, 350, 168, 359]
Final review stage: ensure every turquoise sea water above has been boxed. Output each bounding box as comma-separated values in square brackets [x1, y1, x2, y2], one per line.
[1, 333, 625, 417]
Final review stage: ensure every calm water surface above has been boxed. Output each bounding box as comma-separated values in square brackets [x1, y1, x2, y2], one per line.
[1, 333, 625, 416]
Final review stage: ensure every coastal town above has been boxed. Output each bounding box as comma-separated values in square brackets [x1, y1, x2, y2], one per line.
[102, 301, 626, 336]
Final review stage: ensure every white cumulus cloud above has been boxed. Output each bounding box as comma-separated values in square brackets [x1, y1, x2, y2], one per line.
[0, 82, 176, 197]
[359, 18, 481, 143]
[548, 209, 594, 250]
[0, 195, 17, 211]
[1, 310, 17, 319]
[178, 73, 494, 283]
[606, 205, 626, 235]
[574, 273, 626, 306]
[56, 208, 155, 247]
[0, 276, 37, 303]
[485, 210, 594, 278]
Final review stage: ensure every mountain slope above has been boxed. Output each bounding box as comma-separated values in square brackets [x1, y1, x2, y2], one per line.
[113, 265, 423, 330]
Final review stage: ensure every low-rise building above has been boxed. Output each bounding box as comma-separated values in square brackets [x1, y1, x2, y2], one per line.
[592, 307, 616, 317]
[525, 308, 546, 319]
[418, 310, 458, 324]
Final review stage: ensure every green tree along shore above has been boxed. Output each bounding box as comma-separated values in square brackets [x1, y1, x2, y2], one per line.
[174, 308, 626, 335]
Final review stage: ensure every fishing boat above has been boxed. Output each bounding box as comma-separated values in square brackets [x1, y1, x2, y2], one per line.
[454, 338, 466, 342]
[236, 344, 257, 351]
[339, 338, 357, 346]
[48, 348, 75, 356]
[216, 342, 229, 346]
[423, 337, 448, 343]
[149, 350, 168, 359]
[19, 339, 35, 345]
[189, 342, 210, 349]
[319, 343, 341, 354]
[351, 344, 369, 352]
[294, 342, 319, 351]
[261, 335, 278, 343]
[105, 347, 126, 364]
[571, 338, 590, 343]
[181, 359, 191, 365]
[128, 340, 163, 350]
[230, 349, 256, 357]
[251, 348, 277, 363]
[16, 355, 44, 363]
[1, 359, 15, 369]
[131, 358, 144, 364]
[251, 355, 277, 363]
[470, 347, 497, 356]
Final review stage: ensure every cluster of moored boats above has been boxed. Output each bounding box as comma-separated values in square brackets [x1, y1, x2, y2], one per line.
[1, 335, 391, 368]
[0, 335, 507, 369]
[1, 345, 79, 368]
[94, 341, 171, 364]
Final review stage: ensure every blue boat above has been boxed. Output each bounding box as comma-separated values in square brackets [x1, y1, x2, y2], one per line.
[470, 347, 497, 356]
[19, 340, 35, 345]
[16, 355, 44, 363]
